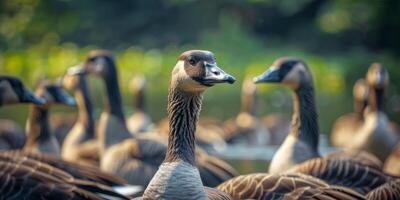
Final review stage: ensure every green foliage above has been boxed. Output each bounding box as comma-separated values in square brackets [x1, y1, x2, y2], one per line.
[0, 0, 399, 134]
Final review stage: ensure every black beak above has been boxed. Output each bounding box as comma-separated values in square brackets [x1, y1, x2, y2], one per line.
[200, 62, 236, 86]
[21, 89, 46, 105]
[253, 67, 282, 84]
[56, 90, 77, 106]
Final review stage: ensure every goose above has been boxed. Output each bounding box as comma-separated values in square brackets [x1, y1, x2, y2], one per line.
[84, 49, 238, 187]
[222, 78, 270, 145]
[253, 57, 389, 194]
[217, 172, 365, 200]
[61, 65, 100, 167]
[0, 76, 131, 199]
[141, 50, 235, 199]
[23, 80, 76, 156]
[331, 79, 369, 148]
[366, 179, 400, 200]
[127, 75, 154, 134]
[347, 63, 399, 160]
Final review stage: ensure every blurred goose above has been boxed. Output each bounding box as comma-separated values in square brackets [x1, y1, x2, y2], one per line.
[217, 172, 365, 200]
[0, 76, 45, 150]
[347, 63, 399, 160]
[331, 79, 369, 148]
[84, 50, 238, 187]
[366, 179, 400, 200]
[141, 50, 235, 199]
[223, 78, 270, 145]
[61, 66, 99, 167]
[0, 76, 131, 199]
[127, 75, 153, 134]
[23, 80, 76, 156]
[253, 58, 389, 194]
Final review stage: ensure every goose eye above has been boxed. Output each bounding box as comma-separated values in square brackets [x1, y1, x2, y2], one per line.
[188, 58, 196, 65]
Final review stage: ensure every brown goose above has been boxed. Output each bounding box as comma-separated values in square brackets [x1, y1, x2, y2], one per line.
[217, 173, 364, 200]
[61, 65, 99, 167]
[141, 50, 235, 199]
[253, 58, 389, 194]
[0, 76, 130, 199]
[331, 79, 369, 148]
[23, 80, 76, 156]
[127, 75, 154, 134]
[348, 63, 399, 161]
[366, 179, 400, 200]
[222, 78, 270, 145]
[84, 50, 238, 187]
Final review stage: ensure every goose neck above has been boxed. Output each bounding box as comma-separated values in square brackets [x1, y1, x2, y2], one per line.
[74, 80, 95, 137]
[134, 89, 146, 112]
[241, 90, 256, 115]
[102, 63, 125, 121]
[165, 86, 202, 165]
[354, 99, 367, 119]
[26, 105, 51, 145]
[290, 86, 319, 151]
[368, 88, 385, 112]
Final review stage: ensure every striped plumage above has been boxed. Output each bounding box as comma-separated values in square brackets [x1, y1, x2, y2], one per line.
[288, 158, 389, 194]
[283, 186, 366, 200]
[0, 153, 128, 200]
[217, 173, 364, 199]
[324, 151, 383, 170]
[0, 150, 126, 187]
[366, 179, 400, 200]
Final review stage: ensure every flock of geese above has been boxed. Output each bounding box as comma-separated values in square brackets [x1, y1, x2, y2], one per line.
[0, 49, 399, 200]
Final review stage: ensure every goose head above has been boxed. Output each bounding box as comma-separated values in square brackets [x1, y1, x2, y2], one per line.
[0, 76, 46, 106]
[84, 50, 116, 77]
[130, 74, 147, 96]
[62, 65, 86, 91]
[34, 80, 76, 108]
[253, 57, 312, 90]
[171, 50, 236, 93]
[366, 63, 388, 89]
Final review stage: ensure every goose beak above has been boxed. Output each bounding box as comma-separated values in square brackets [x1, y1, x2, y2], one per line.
[201, 62, 236, 86]
[253, 67, 281, 84]
[67, 64, 86, 75]
[21, 89, 46, 105]
[56, 90, 77, 106]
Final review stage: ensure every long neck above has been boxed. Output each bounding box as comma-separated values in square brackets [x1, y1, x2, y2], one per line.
[103, 63, 125, 121]
[241, 91, 256, 115]
[354, 99, 367, 119]
[25, 105, 51, 146]
[133, 88, 146, 112]
[165, 86, 202, 165]
[290, 86, 319, 152]
[75, 78, 95, 138]
[368, 87, 385, 112]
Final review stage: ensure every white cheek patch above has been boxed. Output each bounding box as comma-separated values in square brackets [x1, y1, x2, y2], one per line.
[0, 81, 19, 104]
